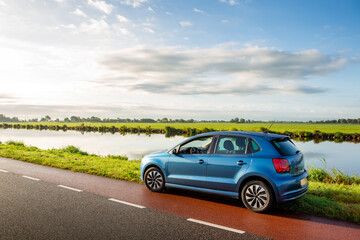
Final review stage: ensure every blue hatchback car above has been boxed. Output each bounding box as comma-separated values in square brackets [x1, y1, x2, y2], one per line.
[140, 131, 308, 212]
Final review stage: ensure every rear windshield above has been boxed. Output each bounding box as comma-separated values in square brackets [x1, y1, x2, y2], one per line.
[271, 138, 300, 156]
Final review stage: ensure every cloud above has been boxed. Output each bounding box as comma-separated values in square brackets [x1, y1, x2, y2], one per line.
[222, 19, 229, 23]
[117, 14, 130, 23]
[179, 21, 192, 27]
[94, 45, 345, 95]
[87, 0, 113, 14]
[78, 18, 109, 34]
[0, 94, 17, 100]
[220, 0, 238, 6]
[120, 0, 148, 8]
[144, 27, 155, 34]
[71, 8, 88, 18]
[193, 8, 204, 13]
[148, 7, 155, 13]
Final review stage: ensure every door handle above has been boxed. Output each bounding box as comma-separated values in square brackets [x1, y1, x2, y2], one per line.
[237, 160, 247, 166]
[199, 159, 205, 164]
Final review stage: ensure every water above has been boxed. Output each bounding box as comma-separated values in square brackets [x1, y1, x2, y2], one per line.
[0, 129, 359, 175]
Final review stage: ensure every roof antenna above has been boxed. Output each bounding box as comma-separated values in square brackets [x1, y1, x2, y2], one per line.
[265, 122, 274, 133]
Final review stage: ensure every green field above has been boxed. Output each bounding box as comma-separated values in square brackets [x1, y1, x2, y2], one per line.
[0, 141, 359, 224]
[5, 122, 360, 134]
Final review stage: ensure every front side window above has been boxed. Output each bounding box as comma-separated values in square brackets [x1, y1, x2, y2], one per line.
[178, 136, 213, 154]
[215, 136, 248, 155]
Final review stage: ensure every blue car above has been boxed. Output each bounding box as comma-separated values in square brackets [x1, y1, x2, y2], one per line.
[140, 131, 308, 212]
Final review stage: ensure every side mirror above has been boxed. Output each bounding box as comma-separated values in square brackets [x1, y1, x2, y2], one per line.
[172, 149, 178, 155]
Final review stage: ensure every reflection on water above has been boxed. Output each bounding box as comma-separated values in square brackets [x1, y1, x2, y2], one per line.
[0, 129, 186, 159]
[0, 129, 358, 175]
[295, 140, 360, 175]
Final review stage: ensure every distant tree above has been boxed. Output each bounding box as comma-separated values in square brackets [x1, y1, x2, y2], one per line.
[70, 116, 81, 122]
[0, 114, 20, 122]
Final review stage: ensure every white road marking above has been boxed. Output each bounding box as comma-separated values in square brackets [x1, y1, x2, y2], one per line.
[22, 176, 40, 181]
[187, 218, 245, 234]
[0, 169, 9, 173]
[58, 185, 83, 192]
[108, 198, 146, 209]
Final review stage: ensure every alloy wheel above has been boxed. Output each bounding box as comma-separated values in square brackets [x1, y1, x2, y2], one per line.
[245, 184, 269, 209]
[146, 169, 164, 191]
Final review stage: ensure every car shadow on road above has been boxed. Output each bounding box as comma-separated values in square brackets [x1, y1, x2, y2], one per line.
[162, 188, 360, 230]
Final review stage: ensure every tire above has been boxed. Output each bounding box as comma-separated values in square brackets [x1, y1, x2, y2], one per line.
[144, 167, 165, 192]
[241, 180, 273, 213]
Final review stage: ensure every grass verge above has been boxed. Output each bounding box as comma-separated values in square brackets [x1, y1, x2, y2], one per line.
[0, 141, 141, 182]
[0, 141, 359, 224]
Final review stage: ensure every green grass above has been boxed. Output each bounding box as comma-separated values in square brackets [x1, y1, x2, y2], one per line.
[0, 141, 140, 182]
[0, 141, 359, 224]
[3, 122, 360, 134]
[280, 182, 360, 223]
[308, 158, 360, 184]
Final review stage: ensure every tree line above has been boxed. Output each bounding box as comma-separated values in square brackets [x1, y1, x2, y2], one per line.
[0, 114, 359, 124]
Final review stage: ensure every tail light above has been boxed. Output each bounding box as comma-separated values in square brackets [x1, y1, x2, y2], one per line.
[273, 158, 290, 173]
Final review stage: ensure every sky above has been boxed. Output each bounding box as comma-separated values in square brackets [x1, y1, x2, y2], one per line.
[0, 0, 359, 121]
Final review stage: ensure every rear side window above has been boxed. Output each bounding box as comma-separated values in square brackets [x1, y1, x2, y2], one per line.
[249, 139, 260, 153]
[215, 136, 248, 155]
[271, 138, 300, 156]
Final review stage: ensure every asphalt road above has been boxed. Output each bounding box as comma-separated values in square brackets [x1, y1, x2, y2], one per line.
[0, 164, 268, 240]
[1, 157, 359, 240]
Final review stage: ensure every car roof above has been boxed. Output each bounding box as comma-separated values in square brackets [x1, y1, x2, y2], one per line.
[194, 131, 287, 140]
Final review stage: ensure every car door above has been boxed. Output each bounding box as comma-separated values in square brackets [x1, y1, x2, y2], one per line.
[167, 136, 214, 188]
[206, 135, 251, 192]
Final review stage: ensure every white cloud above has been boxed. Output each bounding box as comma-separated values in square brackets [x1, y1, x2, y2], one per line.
[53, 0, 66, 3]
[113, 26, 130, 36]
[87, 0, 113, 14]
[117, 14, 130, 23]
[222, 19, 229, 23]
[148, 6, 155, 13]
[144, 27, 155, 34]
[95, 46, 346, 95]
[0, 1, 7, 7]
[220, 0, 238, 6]
[59, 24, 76, 29]
[193, 8, 204, 13]
[79, 18, 109, 34]
[72, 8, 88, 18]
[120, 0, 148, 8]
[179, 21, 192, 27]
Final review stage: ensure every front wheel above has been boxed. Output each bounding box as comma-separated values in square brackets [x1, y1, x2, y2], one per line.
[144, 167, 165, 192]
[241, 180, 273, 213]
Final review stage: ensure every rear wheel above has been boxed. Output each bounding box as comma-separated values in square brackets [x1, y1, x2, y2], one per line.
[144, 167, 165, 192]
[241, 180, 273, 213]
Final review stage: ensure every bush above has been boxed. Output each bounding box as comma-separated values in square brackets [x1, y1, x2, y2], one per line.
[5, 140, 25, 147]
[59, 145, 89, 156]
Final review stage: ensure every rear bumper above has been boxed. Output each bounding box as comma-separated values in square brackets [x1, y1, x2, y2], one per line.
[280, 185, 308, 202]
[276, 170, 308, 202]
